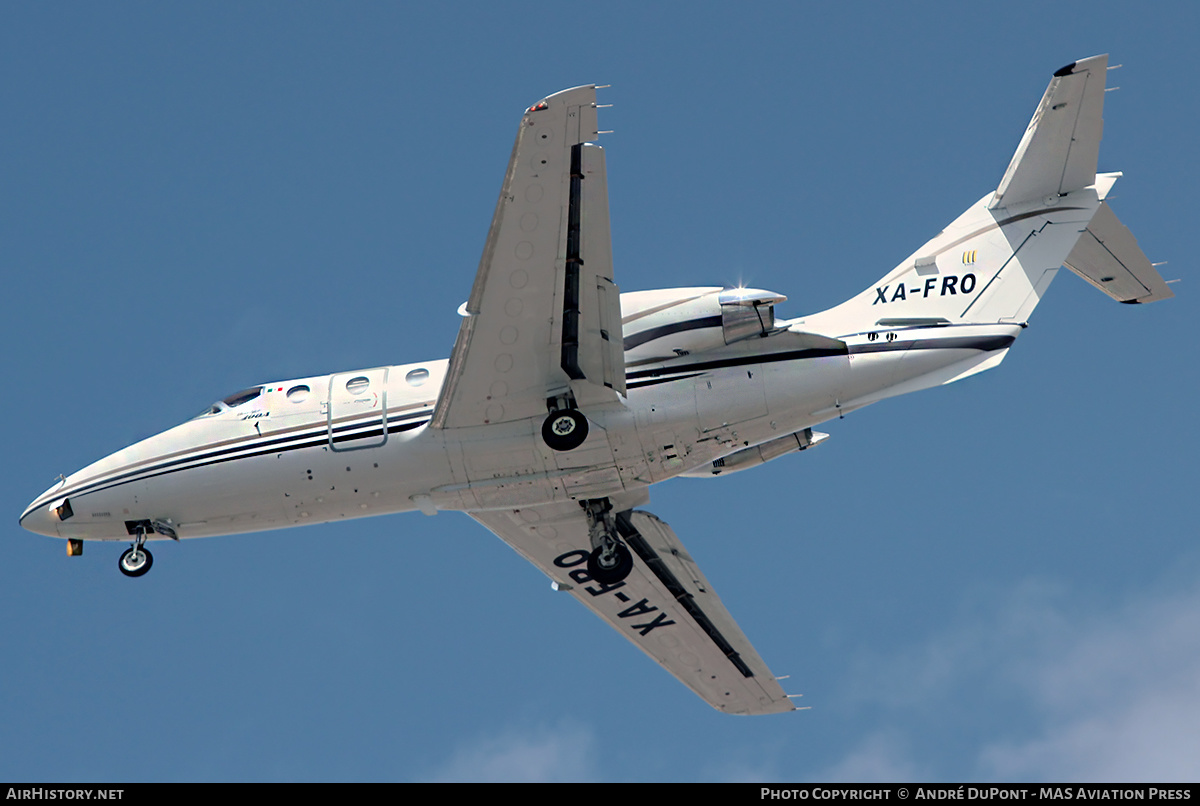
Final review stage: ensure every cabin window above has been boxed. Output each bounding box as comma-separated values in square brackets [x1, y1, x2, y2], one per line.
[345, 376, 371, 395]
[287, 385, 311, 403]
[405, 368, 430, 386]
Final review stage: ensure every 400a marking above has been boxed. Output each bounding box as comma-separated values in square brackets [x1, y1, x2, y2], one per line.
[873, 273, 977, 304]
[553, 549, 677, 636]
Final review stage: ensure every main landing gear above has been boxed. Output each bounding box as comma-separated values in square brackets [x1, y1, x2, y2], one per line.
[541, 408, 589, 451]
[583, 499, 633, 584]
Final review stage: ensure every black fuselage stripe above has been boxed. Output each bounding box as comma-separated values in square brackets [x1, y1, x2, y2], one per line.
[43, 417, 430, 508]
[623, 316, 723, 351]
[55, 411, 427, 502]
[626, 334, 1012, 382]
[847, 334, 1016, 355]
[130, 406, 432, 490]
[91, 419, 429, 497]
[626, 372, 707, 390]
[626, 346, 849, 381]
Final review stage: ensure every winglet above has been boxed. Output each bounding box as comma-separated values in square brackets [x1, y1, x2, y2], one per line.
[990, 54, 1109, 209]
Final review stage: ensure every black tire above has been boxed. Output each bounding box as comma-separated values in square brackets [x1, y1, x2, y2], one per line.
[586, 542, 633, 584]
[541, 409, 589, 451]
[119, 546, 153, 577]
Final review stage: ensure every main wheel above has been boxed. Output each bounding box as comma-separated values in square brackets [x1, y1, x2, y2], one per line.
[541, 409, 589, 451]
[119, 546, 153, 577]
[587, 542, 633, 585]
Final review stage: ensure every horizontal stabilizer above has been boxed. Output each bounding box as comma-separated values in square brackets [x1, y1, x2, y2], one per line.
[991, 55, 1108, 209]
[1064, 201, 1174, 303]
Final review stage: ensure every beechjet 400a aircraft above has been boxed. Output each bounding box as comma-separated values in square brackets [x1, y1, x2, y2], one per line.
[21, 55, 1172, 715]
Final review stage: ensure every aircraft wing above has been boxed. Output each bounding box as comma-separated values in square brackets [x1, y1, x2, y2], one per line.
[431, 86, 624, 430]
[470, 502, 797, 715]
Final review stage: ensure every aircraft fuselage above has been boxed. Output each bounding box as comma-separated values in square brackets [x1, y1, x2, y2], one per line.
[20, 287, 1018, 544]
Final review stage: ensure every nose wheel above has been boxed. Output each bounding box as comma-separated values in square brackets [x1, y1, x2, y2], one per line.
[119, 526, 153, 577]
[119, 546, 153, 577]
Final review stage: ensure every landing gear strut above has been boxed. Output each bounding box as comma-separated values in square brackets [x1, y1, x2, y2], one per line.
[583, 499, 633, 584]
[119, 527, 153, 577]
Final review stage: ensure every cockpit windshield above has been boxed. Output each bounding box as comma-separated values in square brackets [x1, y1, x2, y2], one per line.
[193, 387, 264, 420]
[222, 387, 263, 408]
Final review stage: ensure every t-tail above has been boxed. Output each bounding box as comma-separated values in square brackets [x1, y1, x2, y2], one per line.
[804, 53, 1171, 342]
[791, 55, 1171, 416]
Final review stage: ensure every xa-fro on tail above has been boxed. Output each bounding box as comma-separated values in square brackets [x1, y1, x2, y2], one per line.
[804, 54, 1172, 341]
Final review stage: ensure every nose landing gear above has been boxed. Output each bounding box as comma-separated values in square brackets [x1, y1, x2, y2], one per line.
[118, 525, 153, 577]
[118, 545, 153, 577]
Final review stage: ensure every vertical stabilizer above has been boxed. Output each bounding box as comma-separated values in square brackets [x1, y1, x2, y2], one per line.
[802, 55, 1172, 342]
[990, 55, 1108, 209]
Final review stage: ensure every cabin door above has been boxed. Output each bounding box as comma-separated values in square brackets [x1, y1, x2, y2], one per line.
[327, 368, 389, 451]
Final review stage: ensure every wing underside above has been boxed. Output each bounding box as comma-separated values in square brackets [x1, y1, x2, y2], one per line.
[432, 86, 624, 431]
[471, 502, 797, 715]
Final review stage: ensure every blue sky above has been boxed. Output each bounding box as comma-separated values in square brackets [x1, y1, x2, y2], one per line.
[3, 2, 1197, 782]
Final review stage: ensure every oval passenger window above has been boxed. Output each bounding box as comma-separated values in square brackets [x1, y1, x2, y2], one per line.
[406, 368, 430, 386]
[345, 376, 371, 395]
[287, 385, 311, 403]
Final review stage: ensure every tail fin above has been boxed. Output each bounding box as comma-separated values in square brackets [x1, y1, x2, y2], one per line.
[803, 55, 1171, 337]
[990, 55, 1108, 209]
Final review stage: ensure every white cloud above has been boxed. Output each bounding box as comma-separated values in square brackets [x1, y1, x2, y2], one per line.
[979, 584, 1200, 782]
[822, 578, 1200, 782]
[814, 730, 920, 783]
[419, 719, 597, 783]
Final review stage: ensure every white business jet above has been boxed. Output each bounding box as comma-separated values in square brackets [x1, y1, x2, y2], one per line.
[20, 55, 1172, 715]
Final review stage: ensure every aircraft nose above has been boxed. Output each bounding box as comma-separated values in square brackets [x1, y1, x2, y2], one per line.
[20, 502, 61, 538]
[19, 489, 64, 538]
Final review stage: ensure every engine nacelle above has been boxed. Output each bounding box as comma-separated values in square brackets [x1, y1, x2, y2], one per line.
[620, 286, 788, 362]
[681, 428, 829, 478]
